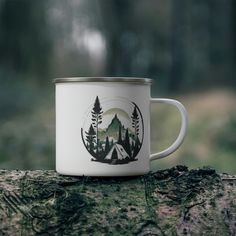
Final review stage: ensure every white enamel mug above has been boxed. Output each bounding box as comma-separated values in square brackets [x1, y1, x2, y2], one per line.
[54, 77, 188, 176]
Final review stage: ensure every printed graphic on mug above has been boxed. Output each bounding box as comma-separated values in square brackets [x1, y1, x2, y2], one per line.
[81, 96, 144, 164]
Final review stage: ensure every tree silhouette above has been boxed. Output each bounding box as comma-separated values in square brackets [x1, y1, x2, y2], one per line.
[123, 128, 131, 156]
[105, 136, 110, 154]
[131, 141, 135, 151]
[117, 125, 123, 145]
[91, 96, 103, 155]
[85, 124, 96, 152]
[83, 98, 143, 164]
[133, 137, 141, 158]
[131, 105, 141, 158]
[131, 106, 139, 138]
[99, 142, 104, 152]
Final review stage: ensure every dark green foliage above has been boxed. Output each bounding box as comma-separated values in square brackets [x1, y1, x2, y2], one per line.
[131, 106, 139, 137]
[0, 1, 52, 77]
[131, 105, 141, 158]
[123, 129, 131, 156]
[0, 0, 236, 172]
[133, 137, 141, 159]
[99, 141, 104, 154]
[102, 114, 123, 140]
[92, 96, 103, 116]
[131, 141, 135, 152]
[105, 136, 110, 154]
[117, 126, 123, 145]
[91, 96, 103, 154]
[85, 124, 96, 152]
[83, 97, 143, 164]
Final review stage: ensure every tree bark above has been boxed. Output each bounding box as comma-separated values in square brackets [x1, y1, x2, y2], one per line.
[0, 166, 235, 235]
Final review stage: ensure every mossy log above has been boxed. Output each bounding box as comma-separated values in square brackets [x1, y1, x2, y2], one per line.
[0, 166, 236, 235]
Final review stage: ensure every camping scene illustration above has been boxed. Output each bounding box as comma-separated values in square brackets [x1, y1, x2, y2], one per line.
[81, 96, 144, 164]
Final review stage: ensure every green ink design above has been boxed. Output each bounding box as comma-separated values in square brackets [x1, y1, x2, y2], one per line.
[81, 96, 144, 165]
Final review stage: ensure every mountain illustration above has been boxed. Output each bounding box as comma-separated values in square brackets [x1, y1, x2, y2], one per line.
[107, 114, 123, 133]
[99, 114, 123, 141]
[98, 114, 135, 143]
[81, 96, 143, 165]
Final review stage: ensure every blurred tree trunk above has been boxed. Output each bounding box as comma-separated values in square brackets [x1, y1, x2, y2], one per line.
[231, 0, 236, 86]
[0, 166, 236, 235]
[208, 0, 232, 85]
[97, 0, 133, 75]
[0, 0, 52, 79]
[169, 0, 187, 92]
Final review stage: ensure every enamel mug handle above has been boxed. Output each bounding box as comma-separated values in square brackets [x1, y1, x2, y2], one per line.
[150, 98, 188, 161]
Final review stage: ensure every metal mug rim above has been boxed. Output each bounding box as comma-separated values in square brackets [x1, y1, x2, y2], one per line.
[53, 77, 152, 85]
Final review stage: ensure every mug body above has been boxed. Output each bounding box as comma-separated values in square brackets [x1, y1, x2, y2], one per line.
[55, 78, 151, 176]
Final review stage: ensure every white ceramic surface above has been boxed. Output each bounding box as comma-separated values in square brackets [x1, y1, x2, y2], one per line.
[55, 78, 188, 176]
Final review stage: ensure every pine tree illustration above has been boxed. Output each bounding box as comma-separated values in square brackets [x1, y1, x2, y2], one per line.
[105, 136, 110, 154]
[131, 105, 140, 158]
[91, 96, 103, 156]
[131, 141, 135, 150]
[117, 125, 123, 145]
[133, 137, 141, 158]
[124, 128, 131, 156]
[99, 142, 104, 152]
[131, 105, 139, 138]
[85, 124, 96, 152]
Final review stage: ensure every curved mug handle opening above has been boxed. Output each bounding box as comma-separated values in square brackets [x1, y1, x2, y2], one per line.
[150, 98, 188, 161]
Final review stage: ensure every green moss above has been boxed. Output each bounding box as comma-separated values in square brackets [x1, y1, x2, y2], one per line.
[210, 198, 216, 207]
[1, 167, 234, 235]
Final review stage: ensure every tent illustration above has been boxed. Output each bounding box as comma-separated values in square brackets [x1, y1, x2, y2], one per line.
[105, 144, 130, 163]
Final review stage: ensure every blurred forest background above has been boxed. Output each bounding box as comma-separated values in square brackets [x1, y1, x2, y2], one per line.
[0, 0, 235, 173]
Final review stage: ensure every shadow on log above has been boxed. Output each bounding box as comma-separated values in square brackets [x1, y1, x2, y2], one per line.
[0, 166, 236, 235]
